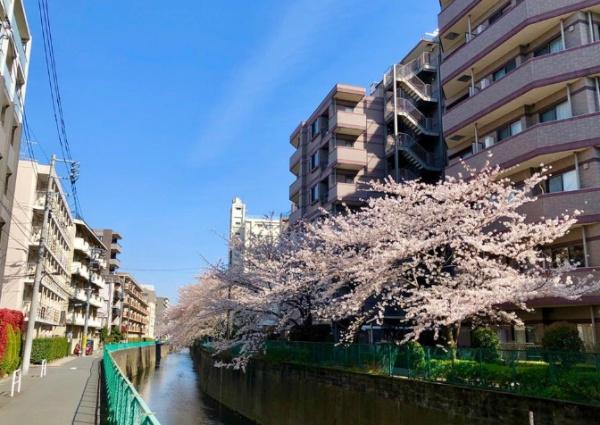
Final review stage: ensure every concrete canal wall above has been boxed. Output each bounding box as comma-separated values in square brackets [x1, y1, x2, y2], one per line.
[111, 343, 169, 381]
[191, 345, 599, 425]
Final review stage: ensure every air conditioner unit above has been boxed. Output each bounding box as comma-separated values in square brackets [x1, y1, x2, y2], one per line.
[479, 78, 490, 90]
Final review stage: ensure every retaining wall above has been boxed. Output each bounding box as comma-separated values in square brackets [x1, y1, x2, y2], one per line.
[110, 343, 169, 381]
[191, 345, 599, 425]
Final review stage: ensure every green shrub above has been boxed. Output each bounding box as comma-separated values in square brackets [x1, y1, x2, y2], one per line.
[471, 328, 501, 362]
[542, 323, 584, 368]
[31, 337, 69, 363]
[395, 341, 426, 371]
[0, 325, 21, 374]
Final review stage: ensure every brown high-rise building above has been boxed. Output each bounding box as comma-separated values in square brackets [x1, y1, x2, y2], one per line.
[439, 0, 600, 348]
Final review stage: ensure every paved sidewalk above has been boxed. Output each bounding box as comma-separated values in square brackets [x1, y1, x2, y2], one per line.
[0, 354, 101, 425]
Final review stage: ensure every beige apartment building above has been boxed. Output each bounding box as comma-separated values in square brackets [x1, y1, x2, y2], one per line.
[116, 272, 149, 338]
[0, 0, 31, 287]
[66, 219, 107, 352]
[288, 84, 387, 223]
[439, 0, 600, 348]
[288, 38, 445, 223]
[0, 159, 73, 338]
[229, 197, 287, 266]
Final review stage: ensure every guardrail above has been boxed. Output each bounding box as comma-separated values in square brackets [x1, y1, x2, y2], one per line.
[102, 342, 161, 425]
[11, 368, 22, 397]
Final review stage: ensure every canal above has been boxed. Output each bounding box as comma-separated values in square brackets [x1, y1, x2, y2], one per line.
[135, 349, 255, 425]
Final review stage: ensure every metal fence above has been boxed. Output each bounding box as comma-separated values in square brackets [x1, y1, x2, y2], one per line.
[102, 342, 161, 425]
[264, 341, 600, 404]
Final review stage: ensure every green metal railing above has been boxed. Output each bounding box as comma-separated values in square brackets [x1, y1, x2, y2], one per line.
[264, 341, 600, 405]
[102, 342, 161, 425]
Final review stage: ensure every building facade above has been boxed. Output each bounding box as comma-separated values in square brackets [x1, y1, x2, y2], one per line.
[228, 197, 287, 266]
[94, 228, 122, 332]
[0, 0, 31, 289]
[117, 272, 149, 338]
[439, 0, 600, 348]
[288, 84, 386, 223]
[288, 41, 445, 224]
[154, 296, 169, 340]
[0, 159, 73, 338]
[141, 284, 156, 339]
[67, 219, 107, 352]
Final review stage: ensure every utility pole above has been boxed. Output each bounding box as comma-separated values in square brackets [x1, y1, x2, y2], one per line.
[22, 155, 56, 374]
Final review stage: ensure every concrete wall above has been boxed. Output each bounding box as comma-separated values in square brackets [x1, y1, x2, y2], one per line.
[110, 343, 169, 382]
[192, 346, 599, 425]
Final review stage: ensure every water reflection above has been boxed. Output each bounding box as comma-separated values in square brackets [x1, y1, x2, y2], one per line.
[136, 349, 254, 425]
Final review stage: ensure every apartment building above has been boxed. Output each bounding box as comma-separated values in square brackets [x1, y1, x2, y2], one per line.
[439, 0, 600, 348]
[155, 296, 169, 339]
[67, 219, 107, 352]
[117, 272, 149, 338]
[0, 159, 73, 338]
[0, 0, 31, 287]
[94, 228, 122, 332]
[141, 284, 156, 339]
[229, 197, 287, 266]
[288, 84, 386, 223]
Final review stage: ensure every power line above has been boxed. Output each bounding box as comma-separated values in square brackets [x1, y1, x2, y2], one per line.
[36, 0, 82, 218]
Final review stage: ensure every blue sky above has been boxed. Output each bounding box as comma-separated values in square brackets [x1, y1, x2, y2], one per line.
[24, 0, 439, 302]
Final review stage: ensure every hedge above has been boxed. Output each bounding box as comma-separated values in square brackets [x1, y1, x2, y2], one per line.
[31, 337, 69, 363]
[0, 308, 24, 376]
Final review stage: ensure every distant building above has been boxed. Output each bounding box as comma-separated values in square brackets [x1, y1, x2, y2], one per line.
[155, 296, 169, 340]
[0, 159, 73, 338]
[94, 228, 123, 332]
[228, 197, 286, 267]
[141, 284, 156, 339]
[116, 272, 149, 338]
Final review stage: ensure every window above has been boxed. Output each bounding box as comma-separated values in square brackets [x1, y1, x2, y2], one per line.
[310, 151, 319, 170]
[534, 36, 563, 57]
[3, 171, 11, 195]
[548, 245, 586, 267]
[539, 101, 571, 123]
[488, 5, 508, 25]
[310, 185, 319, 204]
[496, 120, 523, 142]
[311, 120, 319, 137]
[547, 169, 578, 193]
[482, 135, 494, 149]
[492, 59, 516, 82]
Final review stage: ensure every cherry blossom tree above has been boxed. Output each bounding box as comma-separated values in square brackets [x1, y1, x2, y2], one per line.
[312, 163, 596, 348]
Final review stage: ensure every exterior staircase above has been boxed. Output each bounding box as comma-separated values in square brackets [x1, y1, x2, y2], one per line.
[384, 52, 438, 103]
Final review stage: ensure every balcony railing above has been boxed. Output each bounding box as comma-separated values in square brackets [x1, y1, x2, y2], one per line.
[387, 133, 444, 171]
[384, 52, 438, 102]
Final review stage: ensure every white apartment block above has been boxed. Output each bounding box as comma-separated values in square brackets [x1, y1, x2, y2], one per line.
[66, 219, 107, 352]
[142, 284, 156, 339]
[0, 159, 73, 338]
[0, 0, 31, 287]
[228, 197, 287, 267]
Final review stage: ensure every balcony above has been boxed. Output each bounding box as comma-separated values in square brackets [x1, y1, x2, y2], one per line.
[111, 242, 122, 253]
[66, 314, 103, 328]
[289, 208, 302, 224]
[442, 0, 592, 86]
[71, 287, 88, 303]
[328, 182, 365, 204]
[74, 237, 91, 257]
[447, 113, 600, 177]
[24, 301, 64, 326]
[109, 257, 121, 270]
[90, 273, 105, 287]
[444, 42, 600, 135]
[289, 147, 302, 174]
[439, 0, 476, 33]
[289, 177, 302, 200]
[329, 110, 365, 136]
[328, 146, 367, 171]
[520, 188, 600, 223]
[71, 262, 90, 280]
